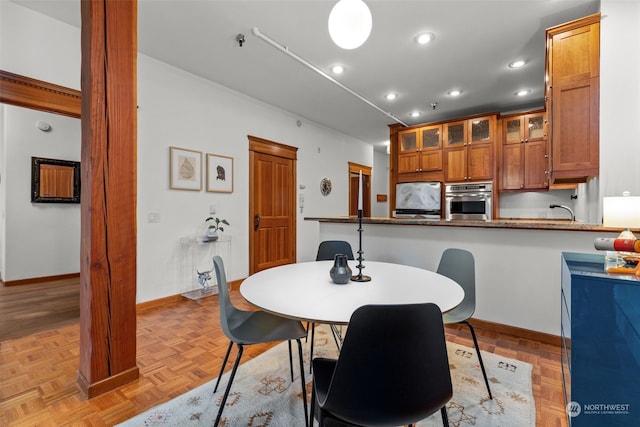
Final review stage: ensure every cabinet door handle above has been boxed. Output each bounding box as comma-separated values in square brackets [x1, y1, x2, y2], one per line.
[254, 214, 261, 231]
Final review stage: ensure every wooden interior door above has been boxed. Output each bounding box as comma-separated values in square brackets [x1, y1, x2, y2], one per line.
[348, 162, 371, 217]
[249, 136, 297, 274]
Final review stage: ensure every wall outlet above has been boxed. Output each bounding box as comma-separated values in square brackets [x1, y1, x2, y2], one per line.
[147, 212, 160, 223]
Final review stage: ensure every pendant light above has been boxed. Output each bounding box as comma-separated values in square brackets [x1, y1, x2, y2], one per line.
[328, 0, 372, 50]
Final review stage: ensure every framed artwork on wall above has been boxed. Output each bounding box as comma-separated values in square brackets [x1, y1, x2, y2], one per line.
[207, 153, 234, 193]
[31, 156, 81, 203]
[170, 146, 202, 191]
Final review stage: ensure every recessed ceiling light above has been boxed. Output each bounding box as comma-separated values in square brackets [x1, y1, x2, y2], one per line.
[516, 89, 531, 97]
[331, 64, 345, 74]
[448, 89, 462, 97]
[410, 111, 421, 118]
[414, 32, 435, 45]
[509, 60, 526, 69]
[385, 93, 397, 101]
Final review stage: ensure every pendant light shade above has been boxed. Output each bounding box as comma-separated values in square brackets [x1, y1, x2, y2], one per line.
[328, 0, 372, 50]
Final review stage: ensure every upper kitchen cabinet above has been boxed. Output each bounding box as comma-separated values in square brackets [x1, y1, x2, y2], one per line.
[397, 124, 443, 182]
[501, 111, 549, 191]
[444, 115, 497, 182]
[546, 14, 600, 184]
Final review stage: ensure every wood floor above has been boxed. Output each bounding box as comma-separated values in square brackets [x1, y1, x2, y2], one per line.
[0, 278, 80, 341]
[0, 281, 567, 426]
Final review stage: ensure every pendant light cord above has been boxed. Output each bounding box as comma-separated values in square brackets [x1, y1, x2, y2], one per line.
[252, 27, 408, 127]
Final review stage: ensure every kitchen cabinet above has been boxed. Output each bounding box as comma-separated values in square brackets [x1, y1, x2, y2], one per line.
[501, 111, 549, 191]
[561, 252, 640, 426]
[546, 14, 600, 183]
[444, 115, 496, 182]
[397, 124, 443, 182]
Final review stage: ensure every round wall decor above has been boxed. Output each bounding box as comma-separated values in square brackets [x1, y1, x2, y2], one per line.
[320, 178, 332, 196]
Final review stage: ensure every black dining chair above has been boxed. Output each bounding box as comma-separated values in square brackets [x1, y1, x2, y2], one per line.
[309, 240, 355, 368]
[310, 302, 452, 427]
[316, 240, 355, 262]
[211, 256, 309, 427]
[437, 247, 493, 399]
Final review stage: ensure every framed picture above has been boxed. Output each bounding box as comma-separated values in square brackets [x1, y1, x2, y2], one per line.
[31, 157, 81, 203]
[170, 147, 202, 191]
[207, 153, 234, 193]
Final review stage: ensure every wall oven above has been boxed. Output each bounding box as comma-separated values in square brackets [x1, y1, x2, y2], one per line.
[445, 182, 493, 220]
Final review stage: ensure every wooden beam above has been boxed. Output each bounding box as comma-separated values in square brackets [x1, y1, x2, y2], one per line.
[77, 0, 139, 398]
[0, 70, 81, 118]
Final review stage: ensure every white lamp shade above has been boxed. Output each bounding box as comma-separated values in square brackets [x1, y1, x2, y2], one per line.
[603, 196, 640, 229]
[328, 0, 372, 50]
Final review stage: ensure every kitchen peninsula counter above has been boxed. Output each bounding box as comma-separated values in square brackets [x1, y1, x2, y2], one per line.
[306, 216, 624, 337]
[304, 216, 624, 233]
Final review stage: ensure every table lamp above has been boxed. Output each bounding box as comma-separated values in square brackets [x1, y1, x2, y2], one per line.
[603, 192, 640, 269]
[603, 192, 640, 238]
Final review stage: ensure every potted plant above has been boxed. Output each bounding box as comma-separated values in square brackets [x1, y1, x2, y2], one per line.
[205, 216, 230, 241]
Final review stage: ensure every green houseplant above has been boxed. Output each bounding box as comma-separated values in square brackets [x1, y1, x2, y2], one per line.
[205, 216, 229, 241]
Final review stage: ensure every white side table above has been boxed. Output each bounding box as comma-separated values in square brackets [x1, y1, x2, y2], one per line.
[179, 234, 231, 301]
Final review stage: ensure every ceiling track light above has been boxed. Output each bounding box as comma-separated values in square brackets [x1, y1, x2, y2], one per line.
[252, 27, 408, 127]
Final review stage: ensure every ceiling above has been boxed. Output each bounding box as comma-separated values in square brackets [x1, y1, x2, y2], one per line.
[12, 0, 600, 152]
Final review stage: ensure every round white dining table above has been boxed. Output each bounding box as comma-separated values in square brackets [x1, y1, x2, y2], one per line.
[240, 260, 464, 325]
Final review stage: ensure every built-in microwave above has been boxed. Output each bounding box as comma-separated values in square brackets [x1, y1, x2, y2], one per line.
[445, 182, 493, 220]
[394, 181, 441, 218]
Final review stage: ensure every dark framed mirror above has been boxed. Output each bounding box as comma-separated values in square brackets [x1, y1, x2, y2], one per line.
[31, 156, 81, 203]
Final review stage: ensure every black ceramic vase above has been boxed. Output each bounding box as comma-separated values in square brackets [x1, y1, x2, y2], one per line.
[330, 254, 352, 284]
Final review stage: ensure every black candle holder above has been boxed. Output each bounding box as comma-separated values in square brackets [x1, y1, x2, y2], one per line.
[351, 209, 371, 282]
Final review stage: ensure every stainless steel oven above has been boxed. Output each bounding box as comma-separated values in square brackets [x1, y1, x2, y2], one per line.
[445, 182, 493, 220]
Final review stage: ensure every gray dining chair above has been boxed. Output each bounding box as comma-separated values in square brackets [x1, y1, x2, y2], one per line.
[211, 256, 309, 427]
[310, 303, 452, 427]
[437, 248, 493, 399]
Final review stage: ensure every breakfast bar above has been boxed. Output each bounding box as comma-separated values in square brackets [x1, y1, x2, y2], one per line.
[305, 216, 624, 337]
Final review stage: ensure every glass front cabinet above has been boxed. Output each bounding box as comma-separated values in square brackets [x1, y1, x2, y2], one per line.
[397, 124, 443, 182]
[443, 115, 496, 182]
[501, 111, 549, 191]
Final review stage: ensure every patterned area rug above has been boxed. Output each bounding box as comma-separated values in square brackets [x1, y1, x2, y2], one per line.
[118, 326, 535, 427]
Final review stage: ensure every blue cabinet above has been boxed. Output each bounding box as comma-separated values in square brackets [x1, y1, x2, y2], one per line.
[561, 252, 640, 426]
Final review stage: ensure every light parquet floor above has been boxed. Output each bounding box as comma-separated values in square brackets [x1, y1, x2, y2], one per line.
[0, 291, 566, 426]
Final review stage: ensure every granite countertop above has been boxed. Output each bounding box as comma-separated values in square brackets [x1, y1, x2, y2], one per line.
[304, 216, 627, 233]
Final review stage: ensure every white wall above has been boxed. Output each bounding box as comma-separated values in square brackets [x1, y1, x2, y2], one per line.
[0, 104, 5, 279]
[3, 108, 81, 280]
[371, 150, 390, 217]
[0, 1, 80, 89]
[0, 2, 82, 281]
[599, 0, 640, 202]
[136, 54, 373, 301]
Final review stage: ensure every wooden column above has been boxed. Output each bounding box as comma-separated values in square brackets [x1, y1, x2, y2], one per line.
[78, 0, 139, 397]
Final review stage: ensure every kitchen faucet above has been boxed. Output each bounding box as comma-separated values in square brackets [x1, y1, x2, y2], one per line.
[549, 204, 575, 221]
